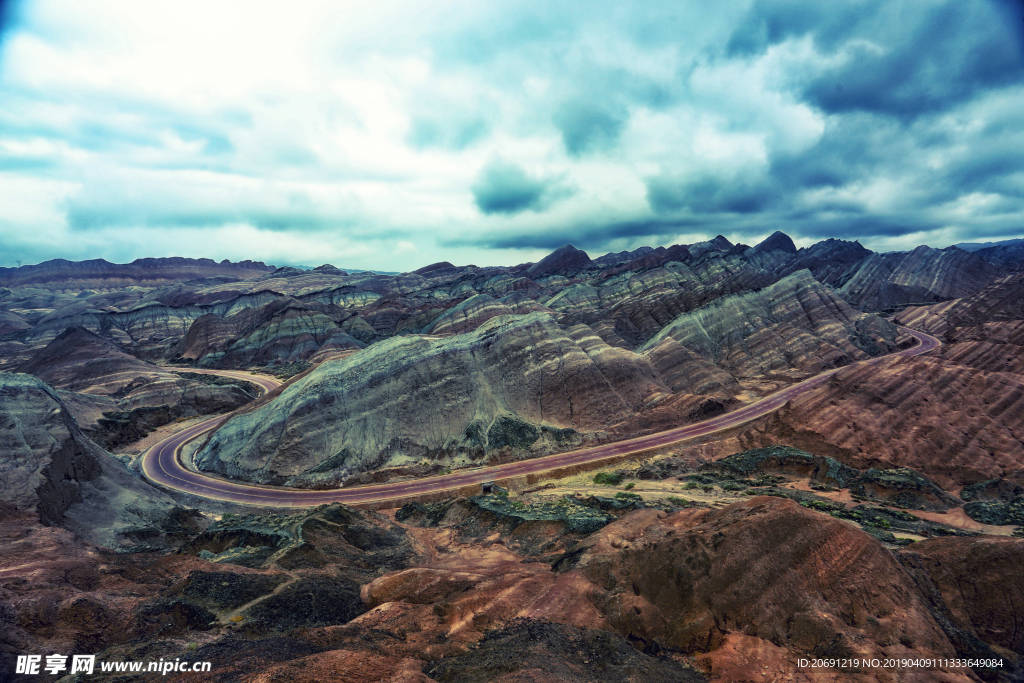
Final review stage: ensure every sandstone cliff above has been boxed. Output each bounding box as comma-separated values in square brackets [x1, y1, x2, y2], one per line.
[567, 497, 970, 676]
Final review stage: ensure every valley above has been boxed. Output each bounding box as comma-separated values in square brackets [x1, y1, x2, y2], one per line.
[1, 235, 1022, 683]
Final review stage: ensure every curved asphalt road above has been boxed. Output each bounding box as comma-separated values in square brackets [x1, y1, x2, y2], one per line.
[142, 327, 941, 507]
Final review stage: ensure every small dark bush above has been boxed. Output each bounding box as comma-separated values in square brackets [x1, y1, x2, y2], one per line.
[593, 472, 623, 486]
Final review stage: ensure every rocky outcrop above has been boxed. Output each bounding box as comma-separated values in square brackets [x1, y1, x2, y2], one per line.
[566, 497, 971, 677]
[637, 336, 738, 395]
[837, 245, 1001, 312]
[592, 245, 656, 268]
[686, 235, 734, 259]
[172, 312, 237, 360]
[18, 326, 167, 392]
[170, 299, 368, 368]
[23, 288, 285, 348]
[413, 261, 457, 276]
[194, 270, 903, 484]
[396, 495, 615, 553]
[0, 310, 31, 335]
[974, 242, 1024, 268]
[2, 480, 1018, 683]
[639, 270, 899, 377]
[704, 445, 861, 488]
[193, 313, 669, 482]
[849, 467, 963, 512]
[203, 299, 360, 367]
[194, 312, 742, 484]
[900, 537, 1024, 676]
[425, 294, 522, 335]
[17, 326, 256, 447]
[896, 272, 1024, 336]
[426, 620, 707, 683]
[0, 374, 177, 548]
[738, 354, 1024, 490]
[775, 238, 873, 289]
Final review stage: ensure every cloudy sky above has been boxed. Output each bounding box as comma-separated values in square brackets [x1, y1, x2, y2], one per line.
[0, 0, 1022, 271]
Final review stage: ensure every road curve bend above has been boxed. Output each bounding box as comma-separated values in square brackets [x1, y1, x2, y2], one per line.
[142, 327, 941, 507]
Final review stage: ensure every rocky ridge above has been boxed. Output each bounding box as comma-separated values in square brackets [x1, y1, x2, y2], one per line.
[0, 256, 273, 289]
[0, 373, 181, 548]
[194, 270, 898, 484]
[16, 326, 256, 448]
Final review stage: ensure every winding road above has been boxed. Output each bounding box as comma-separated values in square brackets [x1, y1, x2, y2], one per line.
[142, 327, 941, 508]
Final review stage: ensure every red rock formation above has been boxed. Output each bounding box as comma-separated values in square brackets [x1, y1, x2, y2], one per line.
[569, 497, 974, 680]
[739, 354, 1024, 490]
[897, 272, 1024, 336]
[901, 536, 1024, 669]
[18, 326, 167, 393]
[639, 270, 898, 377]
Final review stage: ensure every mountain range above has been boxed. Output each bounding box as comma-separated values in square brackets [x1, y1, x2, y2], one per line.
[1, 232, 1022, 683]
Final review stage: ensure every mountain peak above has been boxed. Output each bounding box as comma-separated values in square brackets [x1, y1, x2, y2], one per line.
[754, 231, 797, 254]
[526, 244, 592, 277]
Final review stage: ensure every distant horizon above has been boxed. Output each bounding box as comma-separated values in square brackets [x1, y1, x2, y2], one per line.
[4, 231, 1022, 276]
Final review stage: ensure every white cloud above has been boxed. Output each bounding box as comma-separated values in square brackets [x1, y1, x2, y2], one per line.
[0, 0, 1022, 270]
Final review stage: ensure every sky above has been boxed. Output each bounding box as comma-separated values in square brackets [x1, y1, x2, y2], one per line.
[0, 0, 1023, 272]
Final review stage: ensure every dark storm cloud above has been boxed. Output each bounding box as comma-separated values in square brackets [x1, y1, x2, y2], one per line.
[0, 0, 20, 40]
[64, 203, 366, 234]
[472, 160, 573, 215]
[725, 0, 880, 57]
[65, 203, 309, 232]
[767, 115, 891, 191]
[62, 179, 376, 236]
[646, 174, 777, 215]
[726, 0, 1024, 121]
[2, 0, 1024, 270]
[447, 216, 706, 251]
[425, 4, 694, 158]
[807, 3, 1023, 120]
[550, 65, 682, 156]
[794, 216, 942, 240]
[945, 151, 1024, 198]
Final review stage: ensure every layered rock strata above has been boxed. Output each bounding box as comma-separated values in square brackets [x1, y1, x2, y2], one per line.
[0, 373, 178, 547]
[639, 270, 898, 376]
[194, 312, 690, 483]
[17, 326, 255, 447]
[738, 354, 1024, 490]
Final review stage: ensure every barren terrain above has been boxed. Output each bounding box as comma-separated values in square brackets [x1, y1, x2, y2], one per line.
[1, 236, 1022, 682]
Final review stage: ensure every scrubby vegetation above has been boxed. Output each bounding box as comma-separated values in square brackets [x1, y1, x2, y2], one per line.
[593, 472, 623, 486]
